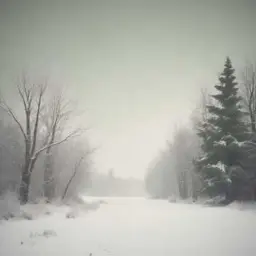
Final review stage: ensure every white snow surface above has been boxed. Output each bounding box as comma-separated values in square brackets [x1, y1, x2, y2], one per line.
[1, 197, 256, 256]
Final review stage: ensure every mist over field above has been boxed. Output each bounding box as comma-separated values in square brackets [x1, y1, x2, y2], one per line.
[1, 1, 256, 255]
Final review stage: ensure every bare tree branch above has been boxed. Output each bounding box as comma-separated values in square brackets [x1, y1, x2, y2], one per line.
[62, 147, 97, 200]
[32, 129, 83, 162]
[0, 99, 27, 140]
[30, 84, 46, 156]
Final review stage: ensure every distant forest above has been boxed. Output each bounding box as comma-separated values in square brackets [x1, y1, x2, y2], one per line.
[87, 170, 146, 197]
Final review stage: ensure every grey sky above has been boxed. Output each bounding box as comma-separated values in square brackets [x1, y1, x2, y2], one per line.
[1, 1, 256, 178]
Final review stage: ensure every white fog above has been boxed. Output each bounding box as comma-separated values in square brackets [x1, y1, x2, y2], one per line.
[1, 1, 256, 255]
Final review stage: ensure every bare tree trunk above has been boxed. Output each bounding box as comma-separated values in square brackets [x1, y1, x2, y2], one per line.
[249, 107, 256, 133]
[62, 150, 94, 201]
[62, 156, 84, 201]
[19, 165, 31, 204]
[43, 124, 56, 202]
[43, 153, 55, 201]
[62, 171, 77, 201]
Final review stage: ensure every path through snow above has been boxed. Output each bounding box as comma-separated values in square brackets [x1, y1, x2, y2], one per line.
[1, 197, 256, 256]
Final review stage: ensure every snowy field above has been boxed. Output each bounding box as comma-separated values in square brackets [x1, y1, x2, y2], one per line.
[1, 197, 256, 256]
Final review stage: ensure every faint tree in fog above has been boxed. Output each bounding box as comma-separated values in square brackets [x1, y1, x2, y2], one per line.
[145, 151, 173, 199]
[0, 110, 23, 194]
[241, 62, 256, 133]
[41, 92, 77, 202]
[190, 88, 212, 198]
[191, 88, 212, 133]
[145, 126, 200, 200]
[171, 126, 200, 199]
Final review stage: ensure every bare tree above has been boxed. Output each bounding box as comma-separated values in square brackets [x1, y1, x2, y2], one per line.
[41, 93, 73, 202]
[0, 78, 80, 204]
[191, 88, 211, 127]
[241, 62, 256, 133]
[62, 148, 95, 201]
[190, 88, 212, 198]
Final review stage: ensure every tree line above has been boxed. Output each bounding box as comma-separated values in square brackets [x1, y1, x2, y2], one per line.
[145, 57, 256, 203]
[87, 169, 146, 197]
[0, 77, 93, 204]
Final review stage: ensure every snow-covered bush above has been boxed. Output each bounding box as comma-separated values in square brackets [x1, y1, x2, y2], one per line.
[168, 195, 177, 203]
[204, 195, 227, 206]
[0, 191, 20, 220]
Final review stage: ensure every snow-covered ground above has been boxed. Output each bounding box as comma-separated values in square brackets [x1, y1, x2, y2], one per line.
[1, 197, 256, 256]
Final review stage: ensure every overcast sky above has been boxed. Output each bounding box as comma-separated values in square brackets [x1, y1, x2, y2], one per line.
[1, 0, 256, 179]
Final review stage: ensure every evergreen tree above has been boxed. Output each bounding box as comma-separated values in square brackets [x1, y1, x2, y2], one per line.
[196, 57, 248, 200]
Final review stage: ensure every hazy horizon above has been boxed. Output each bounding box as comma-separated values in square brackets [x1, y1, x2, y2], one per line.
[1, 0, 256, 179]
